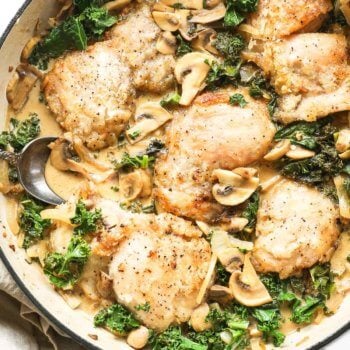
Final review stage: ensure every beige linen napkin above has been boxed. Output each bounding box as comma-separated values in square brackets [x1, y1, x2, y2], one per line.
[0, 259, 83, 350]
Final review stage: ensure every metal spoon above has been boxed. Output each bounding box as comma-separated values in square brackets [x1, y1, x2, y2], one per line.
[0, 136, 65, 205]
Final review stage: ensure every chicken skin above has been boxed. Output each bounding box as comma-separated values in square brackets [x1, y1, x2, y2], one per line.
[252, 180, 340, 279]
[108, 1, 175, 92]
[154, 89, 276, 222]
[43, 41, 135, 150]
[245, 33, 350, 124]
[246, 0, 332, 39]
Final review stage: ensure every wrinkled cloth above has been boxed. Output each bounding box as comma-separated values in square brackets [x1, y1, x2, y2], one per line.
[0, 259, 82, 350]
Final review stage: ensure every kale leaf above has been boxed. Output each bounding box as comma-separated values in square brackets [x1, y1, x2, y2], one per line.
[229, 93, 248, 108]
[70, 199, 102, 236]
[215, 261, 231, 285]
[290, 296, 324, 324]
[0, 114, 40, 152]
[114, 152, 155, 171]
[251, 306, 285, 346]
[277, 118, 344, 186]
[94, 303, 140, 335]
[149, 326, 207, 350]
[160, 92, 181, 108]
[176, 34, 192, 57]
[224, 0, 258, 27]
[274, 117, 334, 151]
[29, 4, 116, 69]
[43, 236, 90, 288]
[214, 32, 245, 60]
[205, 59, 242, 89]
[242, 191, 259, 230]
[19, 197, 51, 249]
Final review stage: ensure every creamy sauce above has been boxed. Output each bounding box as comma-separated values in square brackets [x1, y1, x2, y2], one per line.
[3, 42, 350, 345]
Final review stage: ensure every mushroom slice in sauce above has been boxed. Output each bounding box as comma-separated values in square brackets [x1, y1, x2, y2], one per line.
[189, 2, 226, 23]
[156, 31, 177, 54]
[6, 64, 42, 112]
[175, 52, 213, 106]
[126, 102, 173, 144]
[192, 28, 219, 54]
[229, 254, 272, 307]
[212, 168, 259, 206]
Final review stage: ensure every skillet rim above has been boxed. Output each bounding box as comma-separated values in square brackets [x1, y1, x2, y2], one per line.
[0, 1, 349, 349]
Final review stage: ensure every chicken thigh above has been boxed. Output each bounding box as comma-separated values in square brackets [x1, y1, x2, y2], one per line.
[245, 33, 350, 124]
[154, 89, 276, 222]
[92, 199, 211, 331]
[43, 41, 135, 150]
[108, 1, 175, 92]
[252, 180, 340, 279]
[246, 0, 332, 39]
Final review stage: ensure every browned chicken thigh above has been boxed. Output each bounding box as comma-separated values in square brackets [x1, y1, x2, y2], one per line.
[154, 88, 276, 222]
[252, 180, 340, 278]
[246, 0, 332, 39]
[245, 33, 350, 123]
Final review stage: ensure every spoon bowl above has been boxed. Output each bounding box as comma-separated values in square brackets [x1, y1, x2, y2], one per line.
[0, 137, 65, 205]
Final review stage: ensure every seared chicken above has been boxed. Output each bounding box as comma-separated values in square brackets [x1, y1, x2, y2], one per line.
[245, 33, 350, 123]
[252, 180, 339, 279]
[154, 89, 275, 222]
[108, 2, 175, 92]
[246, 0, 332, 39]
[43, 41, 135, 150]
[92, 199, 211, 331]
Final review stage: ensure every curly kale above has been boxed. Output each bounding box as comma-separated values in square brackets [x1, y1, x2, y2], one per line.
[19, 197, 51, 249]
[0, 114, 40, 152]
[29, 2, 117, 69]
[149, 326, 206, 350]
[44, 236, 90, 288]
[224, 0, 259, 27]
[94, 303, 140, 335]
[70, 199, 102, 236]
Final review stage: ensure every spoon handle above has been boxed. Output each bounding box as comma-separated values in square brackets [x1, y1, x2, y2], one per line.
[0, 150, 19, 166]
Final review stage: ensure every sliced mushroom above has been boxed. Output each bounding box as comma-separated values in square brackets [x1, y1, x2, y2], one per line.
[196, 253, 217, 304]
[176, 9, 197, 41]
[263, 139, 291, 161]
[175, 52, 213, 106]
[49, 138, 113, 182]
[6, 64, 42, 112]
[190, 303, 212, 332]
[212, 168, 259, 206]
[21, 36, 42, 62]
[334, 175, 350, 219]
[189, 2, 226, 23]
[192, 28, 219, 54]
[152, 11, 180, 31]
[336, 129, 350, 153]
[286, 145, 315, 160]
[209, 285, 234, 303]
[126, 102, 173, 144]
[260, 175, 282, 193]
[96, 271, 113, 299]
[103, 0, 132, 11]
[119, 169, 151, 201]
[229, 254, 272, 307]
[211, 230, 246, 272]
[156, 31, 177, 54]
[161, 0, 203, 9]
[127, 326, 149, 349]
